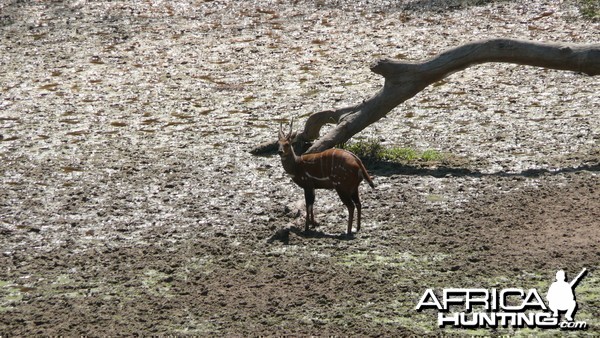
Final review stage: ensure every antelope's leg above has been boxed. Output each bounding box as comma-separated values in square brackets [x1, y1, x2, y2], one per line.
[351, 188, 361, 232]
[304, 188, 316, 232]
[336, 189, 355, 235]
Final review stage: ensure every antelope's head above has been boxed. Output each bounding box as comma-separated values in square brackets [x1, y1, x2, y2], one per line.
[277, 119, 294, 157]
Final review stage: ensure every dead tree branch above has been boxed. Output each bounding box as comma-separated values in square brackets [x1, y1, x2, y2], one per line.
[250, 38, 599, 155]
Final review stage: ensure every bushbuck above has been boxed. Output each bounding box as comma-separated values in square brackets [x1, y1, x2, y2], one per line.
[277, 121, 375, 235]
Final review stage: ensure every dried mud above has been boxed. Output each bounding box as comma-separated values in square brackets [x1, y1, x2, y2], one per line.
[1, 0, 599, 336]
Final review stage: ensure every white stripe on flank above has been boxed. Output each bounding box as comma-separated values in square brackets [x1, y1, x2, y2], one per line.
[305, 172, 330, 182]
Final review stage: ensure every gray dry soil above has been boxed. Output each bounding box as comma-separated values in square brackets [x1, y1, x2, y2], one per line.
[1, 0, 599, 336]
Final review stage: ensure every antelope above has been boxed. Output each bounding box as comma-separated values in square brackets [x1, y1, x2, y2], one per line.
[277, 121, 375, 235]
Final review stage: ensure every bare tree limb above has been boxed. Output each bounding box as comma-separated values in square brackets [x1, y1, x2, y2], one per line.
[250, 38, 599, 155]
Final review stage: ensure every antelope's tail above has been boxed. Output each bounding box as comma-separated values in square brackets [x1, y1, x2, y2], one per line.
[359, 161, 375, 189]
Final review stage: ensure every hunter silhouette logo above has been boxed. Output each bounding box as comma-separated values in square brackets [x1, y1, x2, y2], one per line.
[547, 268, 587, 322]
[415, 268, 589, 330]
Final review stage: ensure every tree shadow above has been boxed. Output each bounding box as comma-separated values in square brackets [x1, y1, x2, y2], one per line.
[367, 161, 600, 179]
[254, 144, 599, 179]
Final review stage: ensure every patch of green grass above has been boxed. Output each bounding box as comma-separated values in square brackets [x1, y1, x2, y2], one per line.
[142, 269, 173, 297]
[578, 0, 600, 20]
[54, 274, 72, 285]
[340, 138, 385, 161]
[337, 251, 449, 270]
[383, 147, 420, 162]
[421, 149, 444, 162]
[340, 138, 444, 163]
[0, 282, 23, 312]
